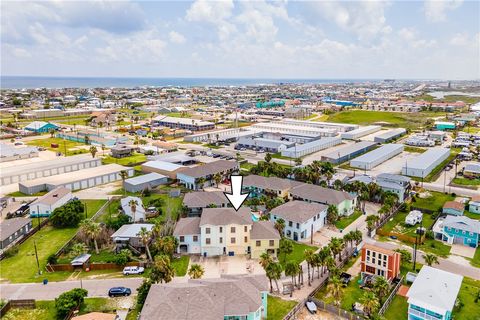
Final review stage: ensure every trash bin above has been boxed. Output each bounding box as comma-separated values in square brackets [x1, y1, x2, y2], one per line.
[43, 279, 48, 285]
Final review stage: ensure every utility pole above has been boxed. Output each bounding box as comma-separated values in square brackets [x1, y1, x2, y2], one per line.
[34, 240, 41, 275]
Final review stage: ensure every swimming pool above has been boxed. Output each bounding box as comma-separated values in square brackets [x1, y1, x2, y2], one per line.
[251, 213, 259, 222]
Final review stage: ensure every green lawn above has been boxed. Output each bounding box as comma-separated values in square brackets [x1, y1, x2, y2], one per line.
[240, 162, 255, 171]
[266, 295, 297, 320]
[279, 242, 317, 269]
[418, 239, 451, 258]
[453, 277, 480, 320]
[26, 137, 89, 156]
[0, 200, 106, 283]
[411, 191, 455, 212]
[403, 146, 427, 153]
[171, 255, 190, 276]
[468, 247, 480, 268]
[8, 190, 48, 197]
[379, 210, 436, 237]
[383, 295, 408, 320]
[335, 210, 362, 230]
[271, 153, 296, 161]
[452, 177, 480, 186]
[464, 211, 480, 221]
[102, 153, 147, 166]
[57, 248, 117, 264]
[326, 110, 438, 129]
[314, 275, 365, 311]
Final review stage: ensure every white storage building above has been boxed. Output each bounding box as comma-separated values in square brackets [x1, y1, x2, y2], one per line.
[280, 120, 359, 132]
[350, 144, 404, 170]
[341, 125, 381, 140]
[281, 136, 342, 158]
[321, 141, 377, 164]
[401, 147, 450, 178]
[250, 122, 337, 137]
[0, 155, 102, 186]
[19, 164, 134, 195]
[123, 173, 168, 193]
[374, 128, 407, 143]
[29, 187, 73, 217]
[0, 143, 39, 163]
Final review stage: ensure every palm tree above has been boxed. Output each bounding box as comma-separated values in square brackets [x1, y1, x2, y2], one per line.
[333, 179, 343, 190]
[188, 264, 204, 279]
[325, 256, 336, 275]
[265, 262, 282, 293]
[326, 205, 339, 225]
[373, 276, 390, 302]
[329, 237, 344, 261]
[151, 254, 175, 284]
[279, 238, 293, 264]
[69, 243, 87, 258]
[366, 215, 380, 234]
[119, 170, 129, 195]
[138, 227, 153, 262]
[422, 253, 439, 266]
[89, 145, 97, 158]
[196, 177, 206, 190]
[213, 173, 222, 187]
[156, 236, 178, 257]
[80, 220, 101, 254]
[394, 249, 412, 264]
[361, 291, 380, 317]
[316, 247, 330, 277]
[327, 276, 343, 306]
[129, 199, 138, 222]
[304, 248, 316, 286]
[259, 252, 273, 269]
[274, 218, 286, 237]
[285, 261, 300, 293]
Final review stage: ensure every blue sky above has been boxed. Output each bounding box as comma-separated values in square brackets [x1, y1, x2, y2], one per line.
[1, 0, 479, 79]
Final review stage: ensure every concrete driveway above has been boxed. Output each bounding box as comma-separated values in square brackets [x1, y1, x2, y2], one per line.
[450, 244, 476, 258]
[190, 255, 265, 279]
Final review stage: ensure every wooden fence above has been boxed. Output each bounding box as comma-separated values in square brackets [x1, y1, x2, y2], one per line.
[47, 261, 143, 272]
[376, 229, 425, 244]
[378, 276, 404, 315]
[0, 300, 36, 317]
[309, 297, 363, 320]
[0, 218, 49, 261]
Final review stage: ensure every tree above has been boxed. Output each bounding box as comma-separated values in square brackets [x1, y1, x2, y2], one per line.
[295, 158, 302, 166]
[50, 199, 85, 228]
[329, 237, 344, 261]
[188, 264, 205, 279]
[138, 227, 153, 262]
[366, 215, 380, 234]
[89, 145, 97, 158]
[155, 236, 178, 257]
[264, 153, 272, 163]
[327, 276, 343, 306]
[326, 205, 339, 225]
[49, 128, 55, 138]
[373, 276, 390, 301]
[69, 243, 87, 258]
[394, 249, 412, 264]
[196, 177, 206, 190]
[136, 279, 152, 307]
[423, 253, 439, 266]
[259, 252, 273, 269]
[80, 220, 101, 254]
[361, 291, 380, 317]
[265, 262, 282, 293]
[274, 218, 286, 237]
[213, 173, 222, 187]
[304, 248, 316, 286]
[119, 170, 129, 195]
[316, 247, 330, 277]
[55, 288, 88, 319]
[129, 199, 138, 222]
[150, 254, 175, 284]
[333, 179, 343, 190]
[352, 230, 363, 245]
[84, 135, 90, 145]
[278, 238, 293, 264]
[285, 261, 300, 292]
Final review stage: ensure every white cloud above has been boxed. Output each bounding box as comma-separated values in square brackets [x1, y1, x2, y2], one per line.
[169, 31, 186, 44]
[13, 48, 32, 58]
[186, 0, 235, 40]
[424, 0, 463, 22]
[449, 32, 469, 46]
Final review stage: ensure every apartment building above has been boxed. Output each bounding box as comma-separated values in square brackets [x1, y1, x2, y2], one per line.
[360, 244, 401, 281]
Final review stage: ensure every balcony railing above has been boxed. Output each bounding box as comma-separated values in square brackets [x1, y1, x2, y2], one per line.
[408, 308, 443, 320]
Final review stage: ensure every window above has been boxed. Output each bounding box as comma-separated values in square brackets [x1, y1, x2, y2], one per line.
[231, 227, 236, 233]
[244, 226, 248, 232]
[296, 223, 300, 229]
[206, 238, 211, 244]
[289, 221, 293, 227]
[383, 261, 387, 267]
[219, 227, 223, 233]
[206, 228, 211, 234]
[313, 216, 316, 221]
[372, 258, 376, 264]
[193, 236, 198, 242]
[372, 252, 376, 258]
[219, 237, 223, 243]
[244, 236, 248, 243]
[269, 240, 274, 246]
[179, 236, 185, 242]
[256, 240, 261, 247]
[231, 237, 236, 244]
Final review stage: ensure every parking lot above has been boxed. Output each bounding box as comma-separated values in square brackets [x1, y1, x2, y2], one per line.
[367, 151, 419, 176]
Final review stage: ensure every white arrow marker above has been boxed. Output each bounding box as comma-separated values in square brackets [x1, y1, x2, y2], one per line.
[224, 175, 250, 211]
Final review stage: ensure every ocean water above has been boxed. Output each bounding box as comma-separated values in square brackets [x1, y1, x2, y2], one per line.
[0, 76, 375, 89]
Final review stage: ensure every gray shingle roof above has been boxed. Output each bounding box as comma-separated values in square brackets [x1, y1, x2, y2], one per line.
[270, 201, 327, 223]
[0, 217, 31, 242]
[243, 175, 302, 191]
[290, 184, 355, 205]
[173, 217, 201, 236]
[200, 207, 251, 226]
[250, 221, 281, 240]
[443, 215, 480, 234]
[179, 160, 238, 178]
[183, 191, 229, 208]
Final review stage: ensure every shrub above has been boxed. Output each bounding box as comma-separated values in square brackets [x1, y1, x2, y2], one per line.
[55, 288, 88, 318]
[114, 249, 131, 266]
[50, 200, 85, 228]
[106, 213, 130, 231]
[3, 246, 19, 258]
[136, 279, 152, 307]
[47, 254, 58, 265]
[425, 230, 434, 240]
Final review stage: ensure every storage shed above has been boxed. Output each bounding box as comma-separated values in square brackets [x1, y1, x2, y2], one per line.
[321, 141, 377, 164]
[123, 173, 168, 193]
[350, 144, 404, 170]
[401, 147, 450, 178]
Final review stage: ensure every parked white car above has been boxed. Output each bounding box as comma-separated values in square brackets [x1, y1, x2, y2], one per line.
[123, 266, 145, 275]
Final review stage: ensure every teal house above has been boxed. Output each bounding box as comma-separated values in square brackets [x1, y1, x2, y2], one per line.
[437, 215, 480, 248]
[442, 201, 464, 216]
[24, 121, 59, 133]
[434, 121, 456, 131]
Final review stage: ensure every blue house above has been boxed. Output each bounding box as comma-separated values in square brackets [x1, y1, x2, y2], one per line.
[442, 201, 464, 216]
[469, 196, 480, 214]
[407, 266, 462, 320]
[24, 121, 59, 133]
[435, 215, 480, 248]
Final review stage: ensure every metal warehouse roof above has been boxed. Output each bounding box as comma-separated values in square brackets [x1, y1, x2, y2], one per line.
[323, 141, 377, 160]
[142, 160, 185, 171]
[124, 172, 167, 185]
[375, 128, 406, 139]
[405, 147, 450, 170]
[284, 136, 341, 152]
[342, 125, 381, 135]
[350, 144, 403, 164]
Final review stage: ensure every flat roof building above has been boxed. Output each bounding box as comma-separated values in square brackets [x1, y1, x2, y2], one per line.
[123, 173, 168, 193]
[250, 122, 337, 138]
[374, 128, 407, 143]
[0, 154, 102, 186]
[141, 160, 186, 179]
[19, 164, 134, 195]
[183, 128, 253, 143]
[350, 144, 404, 170]
[281, 136, 342, 158]
[0, 143, 39, 163]
[401, 147, 450, 178]
[280, 119, 359, 132]
[321, 141, 377, 164]
[153, 116, 214, 131]
[341, 125, 381, 140]
[236, 137, 293, 153]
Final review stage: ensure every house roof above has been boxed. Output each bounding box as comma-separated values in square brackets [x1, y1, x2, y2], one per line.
[470, 195, 480, 203]
[200, 207, 251, 226]
[443, 201, 464, 212]
[443, 215, 480, 234]
[173, 217, 201, 236]
[0, 217, 31, 242]
[407, 266, 463, 315]
[183, 191, 229, 208]
[243, 175, 302, 192]
[270, 201, 327, 223]
[120, 196, 146, 221]
[30, 187, 72, 206]
[110, 223, 154, 239]
[124, 173, 167, 186]
[179, 160, 238, 179]
[24, 121, 58, 130]
[362, 243, 398, 257]
[290, 183, 355, 205]
[250, 221, 280, 240]
[142, 160, 185, 172]
[140, 275, 267, 320]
